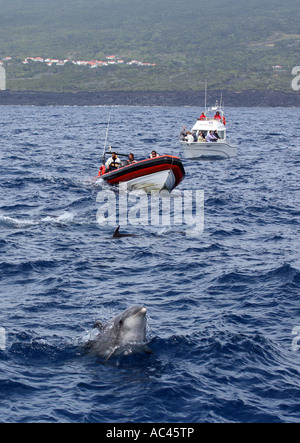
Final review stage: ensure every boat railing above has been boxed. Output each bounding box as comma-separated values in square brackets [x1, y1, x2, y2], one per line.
[196, 117, 226, 126]
[197, 117, 223, 122]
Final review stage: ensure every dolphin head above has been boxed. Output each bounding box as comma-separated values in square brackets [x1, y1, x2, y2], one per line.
[84, 305, 148, 359]
[112, 305, 147, 345]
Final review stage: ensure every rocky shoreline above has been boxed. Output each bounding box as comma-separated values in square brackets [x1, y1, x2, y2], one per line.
[0, 89, 299, 107]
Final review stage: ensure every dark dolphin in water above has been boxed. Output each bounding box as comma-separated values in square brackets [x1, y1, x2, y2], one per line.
[84, 305, 149, 359]
[112, 226, 186, 239]
[112, 226, 141, 239]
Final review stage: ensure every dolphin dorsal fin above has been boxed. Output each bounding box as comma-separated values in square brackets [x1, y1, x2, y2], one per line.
[113, 226, 121, 238]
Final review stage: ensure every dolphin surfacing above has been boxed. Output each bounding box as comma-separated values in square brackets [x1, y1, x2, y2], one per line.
[113, 226, 141, 239]
[84, 305, 149, 359]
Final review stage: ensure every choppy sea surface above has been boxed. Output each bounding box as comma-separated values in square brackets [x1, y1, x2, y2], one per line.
[0, 105, 299, 423]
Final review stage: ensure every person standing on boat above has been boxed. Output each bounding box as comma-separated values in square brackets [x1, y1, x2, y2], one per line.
[180, 126, 187, 141]
[105, 152, 121, 172]
[198, 112, 206, 120]
[214, 111, 222, 120]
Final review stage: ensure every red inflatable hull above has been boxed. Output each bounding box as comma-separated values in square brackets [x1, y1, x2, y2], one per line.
[96, 155, 185, 192]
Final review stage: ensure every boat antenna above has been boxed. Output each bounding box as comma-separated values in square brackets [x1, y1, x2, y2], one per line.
[204, 80, 208, 113]
[102, 109, 112, 165]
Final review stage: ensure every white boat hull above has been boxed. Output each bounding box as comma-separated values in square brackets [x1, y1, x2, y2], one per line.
[125, 169, 176, 193]
[181, 141, 237, 159]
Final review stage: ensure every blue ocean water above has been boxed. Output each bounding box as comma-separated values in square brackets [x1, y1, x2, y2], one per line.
[0, 105, 299, 423]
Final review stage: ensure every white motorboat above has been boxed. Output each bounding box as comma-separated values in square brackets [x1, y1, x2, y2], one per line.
[180, 101, 237, 159]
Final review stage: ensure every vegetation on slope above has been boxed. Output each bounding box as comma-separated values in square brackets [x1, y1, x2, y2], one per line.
[0, 0, 299, 92]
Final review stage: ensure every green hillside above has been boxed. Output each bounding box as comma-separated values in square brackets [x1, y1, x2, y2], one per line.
[0, 0, 299, 92]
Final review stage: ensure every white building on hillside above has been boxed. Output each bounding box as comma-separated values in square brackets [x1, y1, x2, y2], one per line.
[0, 66, 6, 90]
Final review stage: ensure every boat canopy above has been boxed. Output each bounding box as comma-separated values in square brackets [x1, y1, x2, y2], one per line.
[192, 119, 225, 132]
[192, 102, 226, 132]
